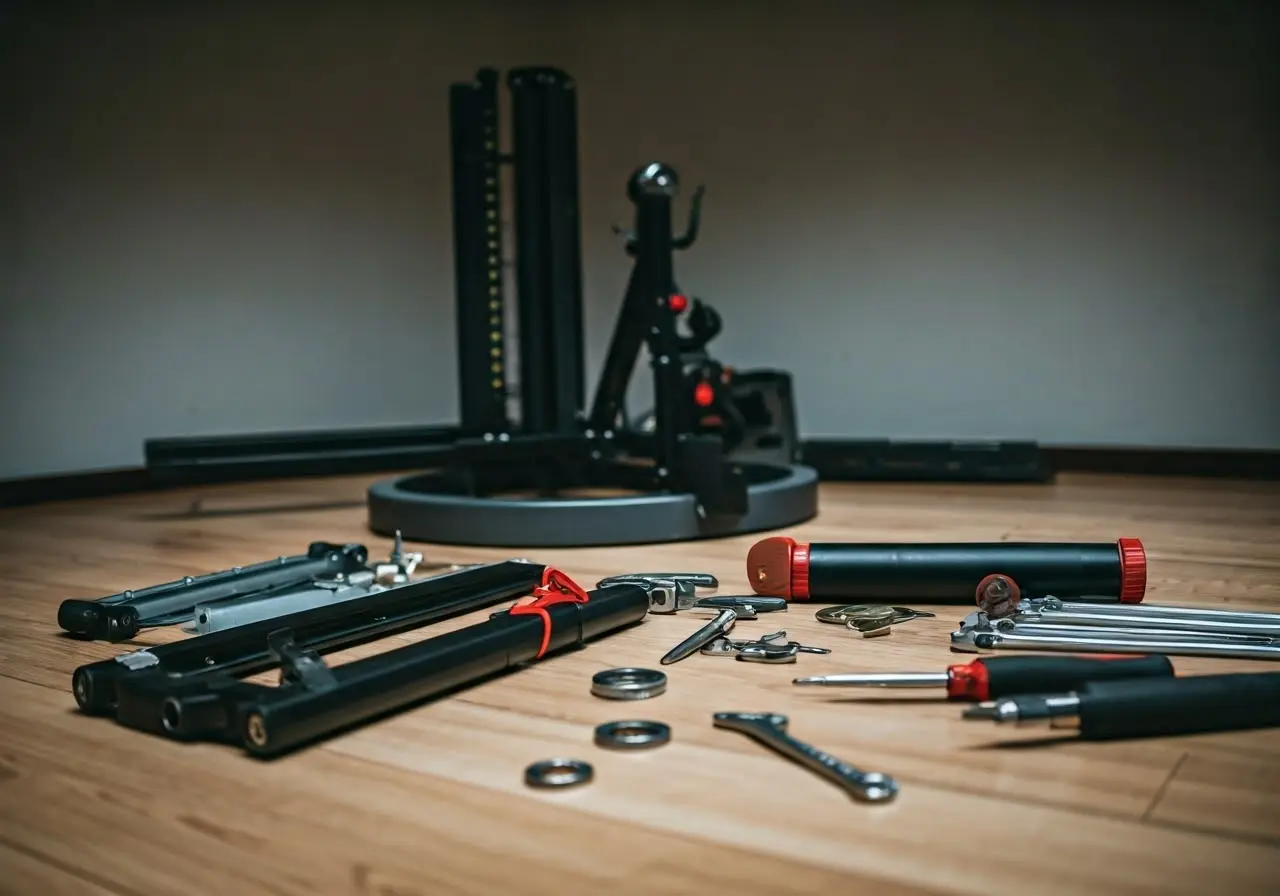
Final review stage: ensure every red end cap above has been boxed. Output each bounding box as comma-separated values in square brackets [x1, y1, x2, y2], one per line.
[746, 536, 810, 600]
[670, 294, 688, 313]
[1117, 537, 1146, 603]
[694, 381, 715, 407]
[946, 661, 991, 702]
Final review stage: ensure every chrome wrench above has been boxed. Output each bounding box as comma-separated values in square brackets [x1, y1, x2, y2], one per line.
[712, 712, 899, 802]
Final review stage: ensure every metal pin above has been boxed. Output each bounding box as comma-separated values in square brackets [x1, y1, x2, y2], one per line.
[661, 609, 737, 665]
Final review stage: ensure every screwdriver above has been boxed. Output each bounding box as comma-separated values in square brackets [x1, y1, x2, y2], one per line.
[792, 654, 1174, 702]
[962, 671, 1280, 740]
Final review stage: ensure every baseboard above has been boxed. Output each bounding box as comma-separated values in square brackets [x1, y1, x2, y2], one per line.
[3, 445, 1276, 509]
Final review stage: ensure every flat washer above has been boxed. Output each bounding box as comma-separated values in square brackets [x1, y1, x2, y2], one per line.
[524, 758, 594, 788]
[594, 720, 672, 750]
[591, 667, 667, 700]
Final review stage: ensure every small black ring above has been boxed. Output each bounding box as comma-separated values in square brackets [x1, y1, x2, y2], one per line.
[594, 720, 672, 750]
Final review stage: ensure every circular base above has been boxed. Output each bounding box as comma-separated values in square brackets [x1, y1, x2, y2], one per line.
[367, 463, 818, 547]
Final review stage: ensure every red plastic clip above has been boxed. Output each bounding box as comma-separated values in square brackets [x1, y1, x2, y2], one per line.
[507, 568, 592, 659]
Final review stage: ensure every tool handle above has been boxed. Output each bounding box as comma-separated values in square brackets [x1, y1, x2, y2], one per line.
[961, 654, 1174, 700]
[1078, 672, 1280, 740]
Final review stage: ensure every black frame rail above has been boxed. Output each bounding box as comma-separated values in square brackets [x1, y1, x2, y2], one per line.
[71, 560, 652, 757]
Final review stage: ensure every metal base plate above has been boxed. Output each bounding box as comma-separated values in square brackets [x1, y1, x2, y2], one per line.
[367, 463, 818, 547]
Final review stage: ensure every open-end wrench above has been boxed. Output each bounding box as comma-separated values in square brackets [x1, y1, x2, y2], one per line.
[712, 712, 898, 802]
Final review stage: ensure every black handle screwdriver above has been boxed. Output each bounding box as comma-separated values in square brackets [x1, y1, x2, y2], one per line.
[963, 671, 1280, 739]
[792, 654, 1174, 701]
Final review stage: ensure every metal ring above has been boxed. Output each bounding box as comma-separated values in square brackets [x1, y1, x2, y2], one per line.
[524, 758, 594, 788]
[594, 720, 672, 750]
[591, 667, 667, 700]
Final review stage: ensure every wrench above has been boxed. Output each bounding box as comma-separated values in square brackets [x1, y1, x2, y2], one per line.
[712, 712, 899, 803]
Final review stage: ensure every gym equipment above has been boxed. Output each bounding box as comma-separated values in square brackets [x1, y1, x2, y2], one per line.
[142, 67, 1049, 548]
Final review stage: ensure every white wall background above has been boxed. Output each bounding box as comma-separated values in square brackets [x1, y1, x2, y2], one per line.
[3, 1, 1278, 479]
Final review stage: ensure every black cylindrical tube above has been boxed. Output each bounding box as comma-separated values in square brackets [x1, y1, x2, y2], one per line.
[810, 543, 1120, 600]
[1076, 672, 1280, 740]
[238, 583, 650, 757]
[746, 535, 1146, 604]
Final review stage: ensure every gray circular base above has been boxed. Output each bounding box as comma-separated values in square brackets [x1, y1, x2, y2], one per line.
[367, 463, 818, 547]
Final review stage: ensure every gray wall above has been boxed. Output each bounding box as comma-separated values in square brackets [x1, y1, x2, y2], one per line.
[3, 1, 1278, 479]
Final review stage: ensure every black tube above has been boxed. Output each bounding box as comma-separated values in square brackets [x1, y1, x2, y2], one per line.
[746, 536, 1146, 603]
[1075, 673, 1280, 739]
[237, 582, 649, 756]
[810, 543, 1122, 601]
[57, 542, 369, 641]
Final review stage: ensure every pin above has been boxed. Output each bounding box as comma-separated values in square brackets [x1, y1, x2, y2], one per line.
[660, 609, 737, 665]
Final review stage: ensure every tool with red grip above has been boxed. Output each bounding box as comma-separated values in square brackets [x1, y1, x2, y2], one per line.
[747, 536, 1146, 604]
[792, 654, 1174, 701]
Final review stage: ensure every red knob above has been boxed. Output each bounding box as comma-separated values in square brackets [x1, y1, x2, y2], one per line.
[670, 294, 688, 313]
[694, 381, 715, 407]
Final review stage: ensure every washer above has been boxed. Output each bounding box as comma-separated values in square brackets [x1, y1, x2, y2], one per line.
[594, 720, 672, 750]
[590, 667, 667, 701]
[524, 758, 594, 789]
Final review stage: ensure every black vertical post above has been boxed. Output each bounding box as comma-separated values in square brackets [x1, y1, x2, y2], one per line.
[507, 67, 585, 435]
[630, 164, 687, 479]
[450, 69, 509, 436]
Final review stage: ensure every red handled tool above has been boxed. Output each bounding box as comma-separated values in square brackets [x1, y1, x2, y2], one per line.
[792, 654, 1174, 701]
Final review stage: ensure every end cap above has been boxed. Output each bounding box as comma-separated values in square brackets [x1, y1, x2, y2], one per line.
[1117, 537, 1146, 603]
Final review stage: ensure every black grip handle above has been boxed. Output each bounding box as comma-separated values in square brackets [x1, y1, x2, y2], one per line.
[982, 654, 1174, 699]
[1078, 672, 1280, 740]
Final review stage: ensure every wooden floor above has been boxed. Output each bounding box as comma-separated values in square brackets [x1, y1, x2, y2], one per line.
[1, 473, 1278, 895]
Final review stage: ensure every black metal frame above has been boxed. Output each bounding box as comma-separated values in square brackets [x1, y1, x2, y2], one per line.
[71, 560, 652, 757]
[139, 66, 1049, 540]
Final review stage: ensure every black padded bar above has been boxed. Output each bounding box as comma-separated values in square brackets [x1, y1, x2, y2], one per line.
[450, 69, 509, 436]
[507, 67, 586, 435]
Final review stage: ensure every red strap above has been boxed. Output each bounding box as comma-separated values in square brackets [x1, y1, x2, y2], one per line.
[507, 568, 592, 659]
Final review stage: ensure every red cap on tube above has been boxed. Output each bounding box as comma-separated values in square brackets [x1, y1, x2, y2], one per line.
[1117, 537, 1146, 603]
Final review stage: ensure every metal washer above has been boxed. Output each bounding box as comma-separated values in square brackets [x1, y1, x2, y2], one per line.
[524, 758, 594, 789]
[594, 720, 672, 750]
[591, 667, 667, 701]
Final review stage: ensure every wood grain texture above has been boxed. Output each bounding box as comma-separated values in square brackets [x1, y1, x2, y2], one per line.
[0, 472, 1278, 894]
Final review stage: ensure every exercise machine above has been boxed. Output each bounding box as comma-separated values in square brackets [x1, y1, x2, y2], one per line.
[143, 67, 1048, 547]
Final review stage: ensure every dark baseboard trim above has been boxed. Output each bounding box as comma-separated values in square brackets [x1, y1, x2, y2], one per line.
[1042, 447, 1280, 481]
[3, 445, 1277, 509]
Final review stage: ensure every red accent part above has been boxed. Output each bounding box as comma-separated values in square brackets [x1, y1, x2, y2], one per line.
[669, 294, 688, 313]
[946, 660, 991, 701]
[791, 542, 811, 600]
[507, 568, 592, 659]
[1116, 537, 1147, 603]
[746, 536, 806, 599]
[694, 381, 715, 407]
